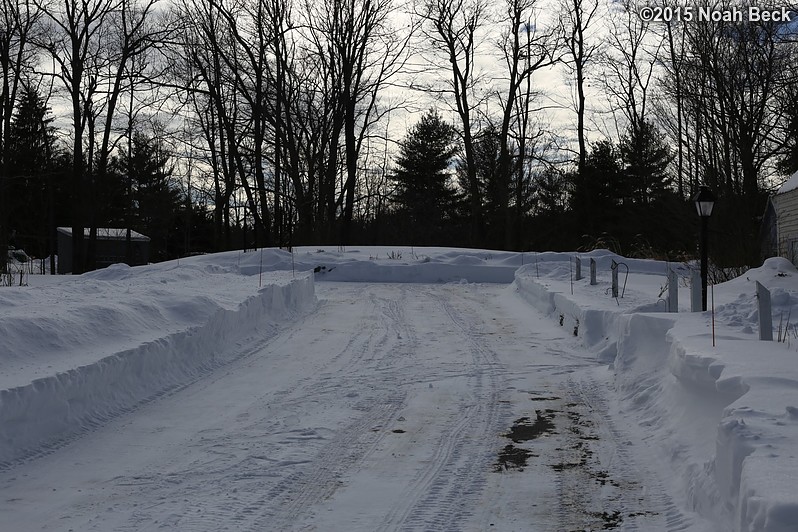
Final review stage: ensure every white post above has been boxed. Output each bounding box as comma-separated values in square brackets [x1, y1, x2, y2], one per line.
[756, 281, 773, 341]
[590, 258, 597, 286]
[611, 260, 619, 298]
[668, 269, 678, 312]
[691, 270, 702, 312]
[574, 256, 582, 281]
[259, 248, 263, 288]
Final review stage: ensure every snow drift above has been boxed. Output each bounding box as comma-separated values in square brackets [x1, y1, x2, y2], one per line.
[0, 262, 315, 466]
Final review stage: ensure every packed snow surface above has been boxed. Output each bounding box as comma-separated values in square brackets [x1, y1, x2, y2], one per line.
[1, 246, 797, 531]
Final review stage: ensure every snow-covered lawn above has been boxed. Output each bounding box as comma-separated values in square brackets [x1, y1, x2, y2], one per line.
[0, 247, 796, 531]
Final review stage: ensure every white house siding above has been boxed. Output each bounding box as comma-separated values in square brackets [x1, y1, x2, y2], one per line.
[774, 188, 798, 265]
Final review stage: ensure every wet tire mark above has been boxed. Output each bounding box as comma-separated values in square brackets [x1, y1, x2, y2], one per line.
[553, 375, 696, 531]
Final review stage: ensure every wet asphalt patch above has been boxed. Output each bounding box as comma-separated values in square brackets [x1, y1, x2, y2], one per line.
[494, 444, 536, 472]
[589, 510, 623, 529]
[494, 396, 659, 529]
[505, 411, 556, 443]
[494, 411, 556, 472]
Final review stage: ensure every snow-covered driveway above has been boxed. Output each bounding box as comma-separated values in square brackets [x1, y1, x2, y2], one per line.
[0, 282, 714, 531]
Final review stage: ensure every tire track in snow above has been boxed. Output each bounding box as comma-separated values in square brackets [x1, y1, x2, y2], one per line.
[247, 286, 418, 529]
[376, 410, 472, 531]
[243, 286, 417, 530]
[253, 391, 408, 530]
[378, 288, 505, 531]
[109, 287, 413, 532]
[556, 374, 695, 532]
[2, 284, 520, 531]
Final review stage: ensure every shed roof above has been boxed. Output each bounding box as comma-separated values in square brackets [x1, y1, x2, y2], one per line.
[57, 227, 150, 242]
[777, 170, 798, 195]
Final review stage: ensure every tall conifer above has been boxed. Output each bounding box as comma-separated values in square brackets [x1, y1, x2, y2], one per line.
[392, 110, 460, 241]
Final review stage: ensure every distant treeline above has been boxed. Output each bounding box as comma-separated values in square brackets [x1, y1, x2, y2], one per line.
[1, 0, 795, 273]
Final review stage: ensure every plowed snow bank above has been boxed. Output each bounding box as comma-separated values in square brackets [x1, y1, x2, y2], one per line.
[513, 255, 798, 532]
[0, 263, 315, 465]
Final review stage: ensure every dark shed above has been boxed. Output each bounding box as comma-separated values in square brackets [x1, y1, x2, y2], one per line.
[56, 227, 150, 274]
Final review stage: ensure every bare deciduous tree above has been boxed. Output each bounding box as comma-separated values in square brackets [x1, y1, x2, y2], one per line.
[420, 0, 488, 244]
[599, 0, 660, 138]
[659, 6, 794, 264]
[88, 0, 168, 268]
[494, 0, 557, 248]
[174, 0, 250, 250]
[658, 10, 688, 196]
[308, 0, 412, 245]
[0, 0, 40, 273]
[35, 0, 119, 273]
[559, 0, 599, 175]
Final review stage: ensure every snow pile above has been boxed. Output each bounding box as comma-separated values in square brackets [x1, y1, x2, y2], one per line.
[0, 260, 315, 466]
[238, 246, 521, 283]
[514, 249, 688, 360]
[513, 253, 798, 532]
[285, 246, 671, 284]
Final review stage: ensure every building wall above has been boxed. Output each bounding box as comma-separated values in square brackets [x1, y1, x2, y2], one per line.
[56, 231, 73, 274]
[57, 231, 149, 274]
[774, 189, 798, 265]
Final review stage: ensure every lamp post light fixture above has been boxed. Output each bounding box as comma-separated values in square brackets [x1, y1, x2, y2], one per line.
[693, 186, 716, 311]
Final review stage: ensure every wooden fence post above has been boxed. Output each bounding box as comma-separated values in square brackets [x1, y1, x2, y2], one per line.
[756, 281, 773, 341]
[668, 269, 678, 312]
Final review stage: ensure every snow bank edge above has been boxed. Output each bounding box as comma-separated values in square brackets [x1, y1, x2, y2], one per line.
[512, 269, 798, 532]
[0, 274, 315, 467]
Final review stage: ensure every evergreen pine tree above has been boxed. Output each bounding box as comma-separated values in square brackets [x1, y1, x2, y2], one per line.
[534, 167, 568, 217]
[8, 85, 60, 259]
[569, 140, 623, 238]
[619, 120, 673, 205]
[9, 86, 56, 177]
[112, 131, 182, 261]
[391, 110, 460, 243]
[470, 126, 502, 241]
[620, 120, 696, 258]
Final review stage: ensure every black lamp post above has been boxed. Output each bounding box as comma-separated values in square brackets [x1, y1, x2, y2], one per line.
[692, 186, 716, 311]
